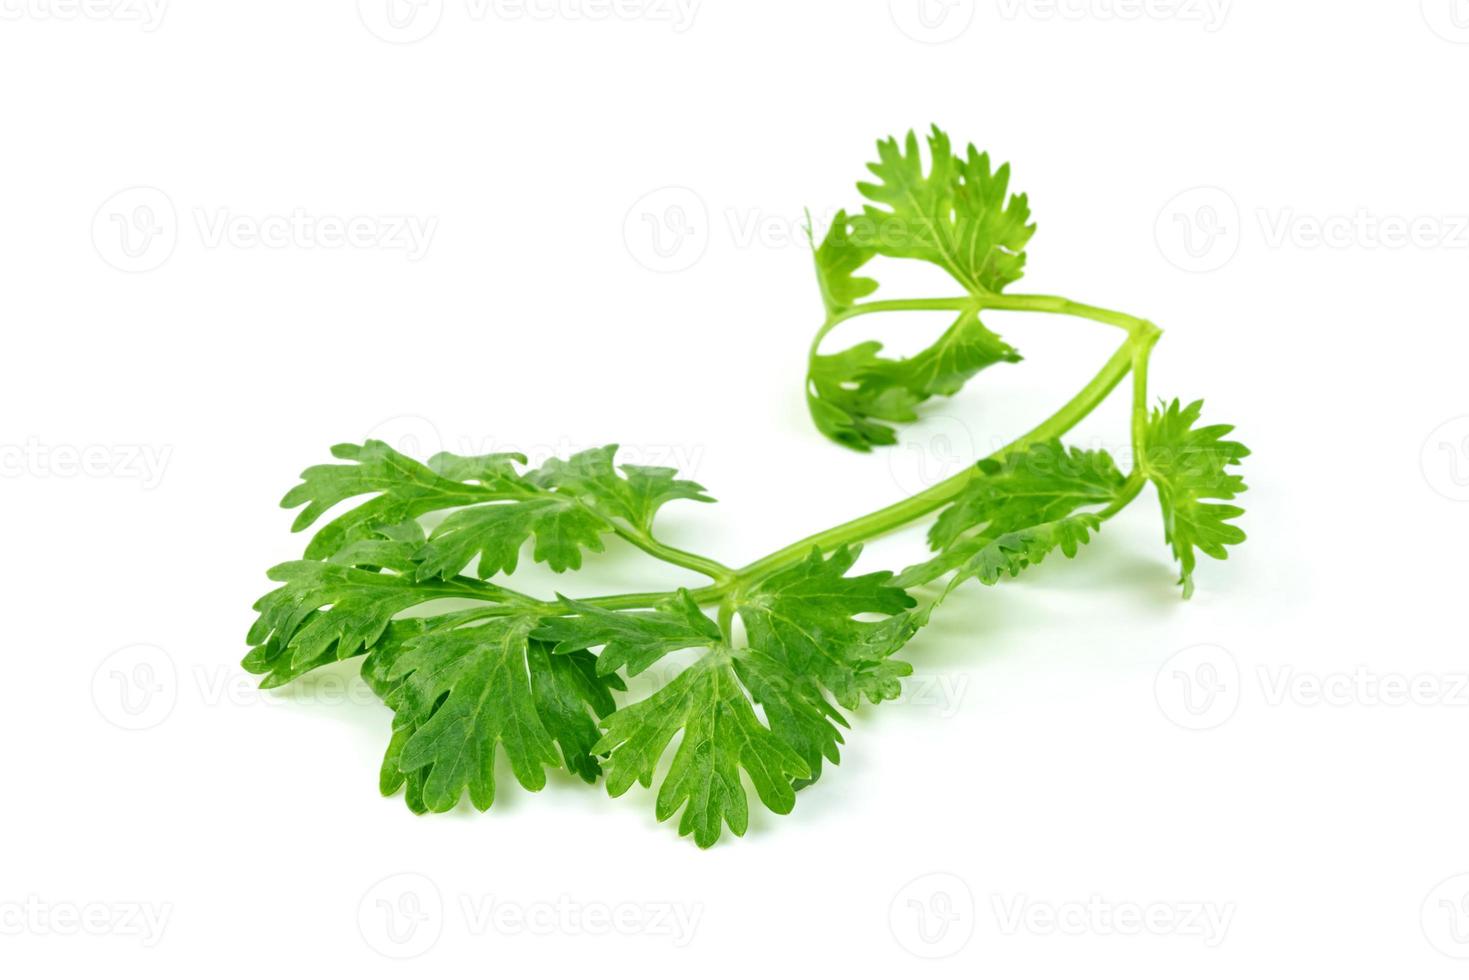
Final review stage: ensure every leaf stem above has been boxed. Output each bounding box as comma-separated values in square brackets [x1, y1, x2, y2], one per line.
[572, 295, 1162, 610]
[608, 526, 733, 583]
[737, 333, 1138, 586]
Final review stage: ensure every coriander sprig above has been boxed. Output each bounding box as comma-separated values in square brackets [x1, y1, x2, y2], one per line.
[245, 126, 1249, 847]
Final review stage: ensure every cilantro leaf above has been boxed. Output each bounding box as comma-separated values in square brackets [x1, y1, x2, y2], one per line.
[593, 646, 816, 848]
[898, 515, 1102, 592]
[527, 645, 623, 784]
[534, 590, 722, 677]
[944, 515, 1103, 593]
[243, 559, 503, 688]
[282, 441, 713, 582]
[855, 126, 1035, 296]
[414, 498, 611, 579]
[245, 126, 1251, 848]
[379, 616, 619, 812]
[807, 341, 924, 451]
[736, 546, 919, 709]
[530, 445, 713, 533]
[1143, 399, 1250, 598]
[806, 127, 1035, 451]
[426, 451, 530, 485]
[811, 209, 879, 316]
[929, 440, 1127, 550]
[808, 310, 1021, 452]
[280, 441, 516, 560]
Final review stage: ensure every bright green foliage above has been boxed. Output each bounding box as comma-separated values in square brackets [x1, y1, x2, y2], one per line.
[929, 441, 1127, 549]
[245, 127, 1250, 848]
[244, 558, 502, 688]
[806, 340, 923, 451]
[808, 126, 1037, 451]
[534, 551, 918, 844]
[594, 647, 814, 849]
[944, 515, 1103, 593]
[1143, 399, 1251, 598]
[379, 616, 619, 812]
[534, 590, 721, 677]
[282, 441, 507, 560]
[415, 498, 610, 578]
[532, 445, 714, 533]
[736, 547, 918, 709]
[855, 126, 1036, 295]
[810, 211, 878, 314]
[807, 310, 1021, 451]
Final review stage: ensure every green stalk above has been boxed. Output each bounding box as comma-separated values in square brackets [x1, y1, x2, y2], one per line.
[568, 293, 1162, 608]
[735, 334, 1138, 586]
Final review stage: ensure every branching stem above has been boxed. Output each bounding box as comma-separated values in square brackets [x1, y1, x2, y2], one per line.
[559, 293, 1163, 611]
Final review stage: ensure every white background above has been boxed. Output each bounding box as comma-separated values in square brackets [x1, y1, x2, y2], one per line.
[3, 1, 1467, 975]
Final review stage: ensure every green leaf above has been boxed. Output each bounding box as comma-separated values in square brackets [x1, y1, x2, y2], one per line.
[243, 560, 499, 688]
[280, 441, 526, 560]
[804, 127, 1037, 452]
[527, 646, 623, 784]
[1143, 399, 1250, 598]
[736, 547, 919, 709]
[594, 646, 817, 848]
[811, 209, 879, 315]
[531, 445, 713, 533]
[808, 310, 1021, 451]
[414, 498, 611, 579]
[325, 520, 428, 574]
[943, 515, 1103, 594]
[807, 340, 925, 451]
[427, 451, 529, 486]
[856, 126, 1035, 296]
[929, 440, 1127, 550]
[731, 652, 847, 791]
[534, 590, 722, 677]
[379, 616, 619, 812]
